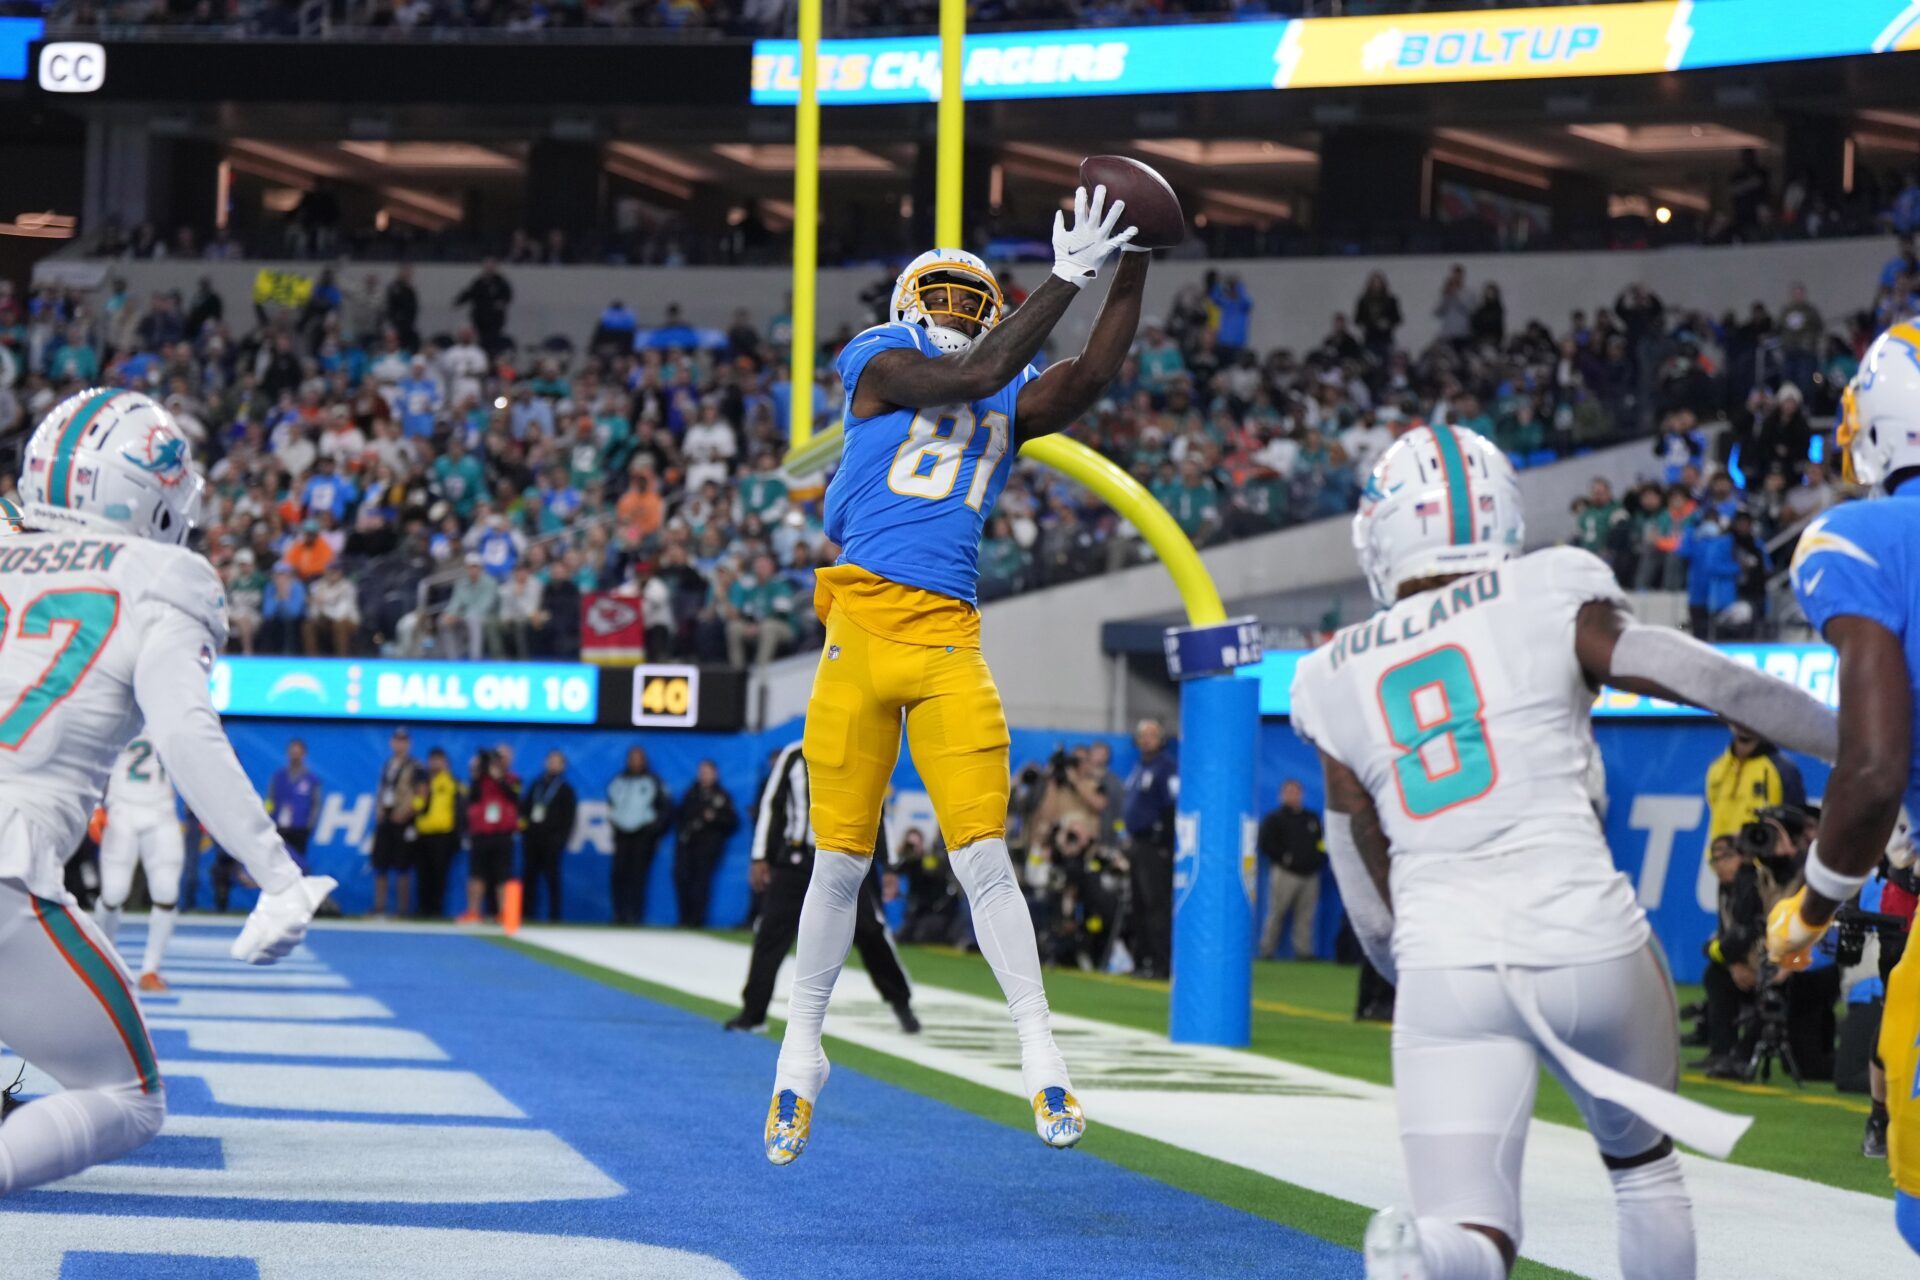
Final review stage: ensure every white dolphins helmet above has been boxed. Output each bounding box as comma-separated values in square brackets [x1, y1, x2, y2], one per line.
[891, 248, 1003, 355]
[20, 388, 203, 545]
[1353, 424, 1525, 607]
[1839, 321, 1920, 489]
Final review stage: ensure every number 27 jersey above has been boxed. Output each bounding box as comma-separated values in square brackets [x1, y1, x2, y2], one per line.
[826, 322, 1035, 606]
[1288, 546, 1648, 971]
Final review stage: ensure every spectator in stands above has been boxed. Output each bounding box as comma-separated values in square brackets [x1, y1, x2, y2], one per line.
[607, 746, 671, 926]
[1359, 270, 1405, 360]
[226, 549, 266, 655]
[454, 257, 513, 353]
[1572, 477, 1627, 574]
[304, 561, 361, 655]
[266, 739, 323, 870]
[1433, 263, 1472, 347]
[1754, 383, 1813, 478]
[441, 553, 499, 659]
[458, 748, 519, 924]
[261, 560, 306, 654]
[370, 728, 418, 920]
[725, 551, 797, 668]
[673, 759, 739, 927]
[1257, 780, 1325, 961]
[1777, 283, 1824, 393]
[495, 563, 545, 659]
[1208, 273, 1252, 359]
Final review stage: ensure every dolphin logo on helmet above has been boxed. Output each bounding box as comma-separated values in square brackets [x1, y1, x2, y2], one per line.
[19, 388, 204, 546]
[891, 248, 1004, 355]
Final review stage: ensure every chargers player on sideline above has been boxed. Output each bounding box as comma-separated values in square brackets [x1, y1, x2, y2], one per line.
[1776, 322, 1920, 1258]
[1290, 426, 1839, 1280]
[0, 388, 332, 1195]
[93, 738, 186, 991]
[765, 186, 1142, 1165]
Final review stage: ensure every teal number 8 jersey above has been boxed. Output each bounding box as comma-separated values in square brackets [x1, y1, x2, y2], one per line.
[826, 322, 1035, 605]
[1376, 644, 1497, 819]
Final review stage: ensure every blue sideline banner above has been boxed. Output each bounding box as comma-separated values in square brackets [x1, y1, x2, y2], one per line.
[1255, 718, 1830, 984]
[212, 657, 599, 724]
[190, 718, 1139, 925]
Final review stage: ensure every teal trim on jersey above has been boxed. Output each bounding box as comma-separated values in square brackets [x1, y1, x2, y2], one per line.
[0, 589, 121, 749]
[1431, 424, 1473, 546]
[33, 895, 161, 1093]
[50, 389, 119, 508]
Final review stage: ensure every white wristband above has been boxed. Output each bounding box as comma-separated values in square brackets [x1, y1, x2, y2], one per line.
[1802, 842, 1871, 903]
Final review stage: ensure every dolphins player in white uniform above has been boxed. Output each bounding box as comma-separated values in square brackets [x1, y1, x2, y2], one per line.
[0, 388, 333, 1195]
[1289, 426, 1839, 1280]
[94, 737, 187, 992]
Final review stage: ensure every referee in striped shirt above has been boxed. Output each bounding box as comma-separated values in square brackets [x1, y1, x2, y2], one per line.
[726, 741, 919, 1034]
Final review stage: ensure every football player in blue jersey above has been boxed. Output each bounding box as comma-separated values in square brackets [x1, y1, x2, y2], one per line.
[765, 185, 1144, 1165]
[1780, 320, 1920, 1256]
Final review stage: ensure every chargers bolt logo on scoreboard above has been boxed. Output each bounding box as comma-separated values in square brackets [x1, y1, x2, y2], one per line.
[38, 42, 104, 93]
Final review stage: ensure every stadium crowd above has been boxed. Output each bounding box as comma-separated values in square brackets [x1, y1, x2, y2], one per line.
[0, 235, 1889, 662]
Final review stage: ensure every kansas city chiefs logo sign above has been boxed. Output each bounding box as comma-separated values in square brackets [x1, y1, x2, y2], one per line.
[585, 595, 641, 637]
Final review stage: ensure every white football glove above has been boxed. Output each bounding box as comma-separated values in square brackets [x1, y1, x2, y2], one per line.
[1889, 809, 1915, 870]
[232, 875, 336, 965]
[1051, 184, 1137, 286]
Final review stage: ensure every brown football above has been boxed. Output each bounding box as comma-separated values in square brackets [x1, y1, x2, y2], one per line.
[1078, 155, 1186, 249]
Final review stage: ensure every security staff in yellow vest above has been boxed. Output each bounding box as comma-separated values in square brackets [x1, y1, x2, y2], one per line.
[412, 748, 464, 919]
[1705, 723, 1806, 847]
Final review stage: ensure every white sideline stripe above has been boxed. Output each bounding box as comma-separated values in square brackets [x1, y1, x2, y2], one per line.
[40, 1116, 623, 1204]
[141, 971, 353, 990]
[520, 928, 1911, 1280]
[0, 1213, 743, 1280]
[159, 1062, 526, 1118]
[144, 1018, 448, 1061]
[137, 991, 393, 1021]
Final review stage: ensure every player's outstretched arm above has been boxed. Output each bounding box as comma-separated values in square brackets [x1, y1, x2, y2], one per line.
[1572, 600, 1837, 760]
[852, 185, 1136, 415]
[1319, 750, 1396, 980]
[132, 604, 334, 962]
[1800, 615, 1911, 922]
[1014, 249, 1149, 442]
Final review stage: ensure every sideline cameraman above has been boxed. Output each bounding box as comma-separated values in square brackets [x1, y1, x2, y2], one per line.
[1700, 835, 1767, 1077]
[1730, 806, 1840, 1080]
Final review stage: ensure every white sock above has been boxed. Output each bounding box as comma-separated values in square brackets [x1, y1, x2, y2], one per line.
[1416, 1219, 1506, 1280]
[1609, 1151, 1694, 1280]
[93, 902, 121, 948]
[771, 849, 869, 1100]
[949, 837, 1070, 1099]
[0, 1083, 165, 1195]
[141, 905, 177, 978]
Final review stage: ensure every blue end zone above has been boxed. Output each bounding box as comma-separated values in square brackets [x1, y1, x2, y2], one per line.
[5, 928, 1357, 1279]
[1898, 1190, 1920, 1256]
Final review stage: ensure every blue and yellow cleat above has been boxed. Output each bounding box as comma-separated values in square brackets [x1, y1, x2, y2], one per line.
[1031, 1086, 1085, 1149]
[764, 1089, 814, 1166]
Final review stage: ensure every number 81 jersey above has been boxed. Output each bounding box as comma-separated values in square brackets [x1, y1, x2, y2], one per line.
[1288, 546, 1649, 972]
[826, 322, 1033, 606]
[0, 531, 227, 896]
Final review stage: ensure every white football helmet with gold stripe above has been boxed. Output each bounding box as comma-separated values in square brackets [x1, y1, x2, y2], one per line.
[891, 248, 1003, 355]
[1840, 320, 1920, 488]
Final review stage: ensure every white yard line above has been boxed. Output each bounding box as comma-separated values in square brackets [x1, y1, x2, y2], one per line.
[520, 927, 1909, 1280]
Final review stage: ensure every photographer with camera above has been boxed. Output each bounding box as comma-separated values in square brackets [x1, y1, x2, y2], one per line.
[1034, 810, 1128, 973]
[1719, 805, 1841, 1082]
[1699, 835, 1768, 1078]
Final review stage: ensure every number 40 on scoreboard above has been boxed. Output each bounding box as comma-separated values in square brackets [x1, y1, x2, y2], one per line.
[631, 664, 700, 728]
